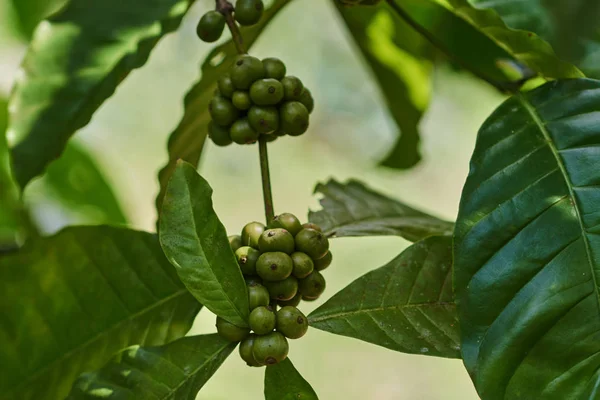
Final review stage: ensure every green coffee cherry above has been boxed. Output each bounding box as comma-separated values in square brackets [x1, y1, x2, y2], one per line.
[248, 106, 279, 134]
[230, 118, 259, 144]
[249, 79, 284, 106]
[262, 58, 286, 80]
[276, 306, 308, 339]
[230, 55, 265, 89]
[278, 293, 301, 307]
[263, 133, 278, 143]
[241, 221, 266, 248]
[258, 228, 295, 254]
[245, 275, 263, 286]
[295, 228, 329, 260]
[290, 252, 314, 279]
[209, 122, 232, 147]
[302, 295, 318, 302]
[252, 331, 289, 365]
[264, 276, 298, 301]
[298, 271, 326, 299]
[232, 91, 252, 110]
[299, 88, 315, 114]
[196, 11, 225, 43]
[280, 101, 309, 136]
[216, 316, 250, 342]
[228, 235, 242, 252]
[302, 222, 322, 232]
[239, 334, 263, 367]
[235, 0, 264, 26]
[217, 74, 235, 98]
[314, 250, 332, 271]
[256, 252, 293, 281]
[249, 306, 276, 335]
[235, 246, 260, 275]
[281, 76, 304, 100]
[268, 213, 302, 236]
[209, 96, 240, 127]
[248, 283, 270, 310]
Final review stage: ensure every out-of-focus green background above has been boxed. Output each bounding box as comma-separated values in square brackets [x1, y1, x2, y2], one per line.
[0, 0, 506, 398]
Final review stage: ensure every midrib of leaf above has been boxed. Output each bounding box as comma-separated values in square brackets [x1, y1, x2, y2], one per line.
[308, 302, 456, 323]
[516, 93, 600, 310]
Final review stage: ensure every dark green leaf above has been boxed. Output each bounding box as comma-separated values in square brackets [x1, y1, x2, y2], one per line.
[0, 98, 21, 249]
[159, 161, 249, 327]
[68, 334, 236, 400]
[308, 179, 453, 241]
[9, 0, 67, 39]
[8, 0, 193, 189]
[309, 236, 459, 358]
[334, 1, 432, 169]
[454, 78, 600, 399]
[156, 0, 293, 213]
[0, 226, 201, 400]
[264, 359, 318, 400]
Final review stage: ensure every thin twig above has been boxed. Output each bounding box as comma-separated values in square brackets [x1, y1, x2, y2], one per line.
[258, 137, 275, 224]
[216, 0, 247, 54]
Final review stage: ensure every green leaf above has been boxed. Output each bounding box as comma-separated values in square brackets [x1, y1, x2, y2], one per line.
[309, 236, 459, 358]
[8, 0, 194, 190]
[264, 359, 318, 400]
[333, 1, 432, 169]
[0, 226, 201, 400]
[0, 98, 21, 249]
[9, 0, 67, 39]
[454, 78, 600, 399]
[43, 141, 127, 225]
[159, 161, 249, 327]
[308, 179, 453, 241]
[68, 334, 236, 400]
[156, 0, 293, 213]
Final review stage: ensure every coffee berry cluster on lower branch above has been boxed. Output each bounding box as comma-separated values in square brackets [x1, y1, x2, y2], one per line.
[197, 0, 265, 43]
[216, 213, 332, 366]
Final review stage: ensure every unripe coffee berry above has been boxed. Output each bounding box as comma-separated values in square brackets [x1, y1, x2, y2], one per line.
[230, 118, 259, 144]
[228, 235, 242, 252]
[209, 122, 232, 147]
[241, 221, 265, 249]
[262, 57, 286, 80]
[314, 250, 332, 271]
[230, 55, 265, 90]
[235, 246, 260, 275]
[245, 275, 263, 286]
[256, 252, 293, 281]
[216, 316, 250, 342]
[281, 76, 304, 100]
[290, 252, 314, 278]
[276, 306, 308, 339]
[268, 213, 302, 236]
[217, 74, 235, 98]
[252, 331, 289, 365]
[278, 293, 301, 307]
[248, 106, 279, 134]
[196, 11, 225, 43]
[249, 306, 276, 335]
[264, 276, 298, 301]
[302, 223, 322, 232]
[248, 283, 270, 310]
[239, 334, 263, 367]
[298, 88, 315, 114]
[234, 0, 264, 26]
[250, 79, 284, 106]
[280, 101, 309, 136]
[295, 228, 329, 260]
[298, 271, 326, 299]
[258, 228, 295, 254]
[209, 96, 240, 127]
[232, 91, 252, 110]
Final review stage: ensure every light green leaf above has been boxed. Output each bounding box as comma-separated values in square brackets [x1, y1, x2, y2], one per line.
[156, 0, 293, 213]
[454, 78, 600, 399]
[159, 161, 249, 327]
[264, 359, 318, 400]
[308, 179, 453, 241]
[309, 236, 459, 358]
[9, 0, 67, 39]
[68, 334, 236, 400]
[8, 0, 194, 189]
[0, 226, 201, 400]
[0, 98, 21, 249]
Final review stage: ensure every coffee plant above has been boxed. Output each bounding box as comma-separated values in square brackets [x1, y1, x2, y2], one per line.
[1, 0, 599, 398]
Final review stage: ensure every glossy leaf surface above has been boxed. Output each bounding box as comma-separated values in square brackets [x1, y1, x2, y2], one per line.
[264, 359, 318, 400]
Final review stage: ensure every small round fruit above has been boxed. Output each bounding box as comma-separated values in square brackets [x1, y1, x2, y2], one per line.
[235, 246, 261, 275]
[276, 306, 308, 339]
[268, 213, 302, 236]
[258, 228, 295, 254]
[249, 306, 276, 335]
[263, 133, 278, 142]
[230, 55, 265, 90]
[302, 223, 322, 232]
[230, 118, 259, 144]
[302, 295, 319, 302]
[278, 293, 301, 307]
[239, 334, 262, 366]
[196, 11, 225, 43]
[248, 283, 270, 310]
[256, 252, 293, 281]
[208, 121, 232, 147]
[298, 88, 315, 114]
[281, 76, 304, 100]
[248, 106, 279, 134]
[252, 332, 289, 365]
[229, 235, 242, 252]
[249, 79, 284, 106]
[262, 57, 286, 80]
[290, 252, 314, 278]
[298, 271, 326, 299]
[241, 222, 266, 248]
[234, 0, 264, 26]
[264, 276, 298, 301]
[245, 275, 263, 286]
[232, 91, 252, 110]
[280, 101, 309, 136]
[314, 251, 332, 271]
[216, 317, 250, 342]
[295, 228, 329, 260]
[209, 96, 239, 127]
[217, 74, 235, 98]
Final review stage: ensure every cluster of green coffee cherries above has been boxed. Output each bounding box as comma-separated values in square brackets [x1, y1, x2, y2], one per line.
[207, 55, 315, 146]
[216, 213, 332, 366]
[197, 0, 265, 43]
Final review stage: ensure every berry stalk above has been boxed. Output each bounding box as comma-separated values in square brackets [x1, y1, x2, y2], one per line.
[216, 0, 247, 54]
[259, 137, 275, 223]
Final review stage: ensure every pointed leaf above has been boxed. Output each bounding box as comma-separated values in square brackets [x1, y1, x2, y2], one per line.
[68, 334, 236, 400]
[264, 359, 318, 400]
[309, 236, 459, 358]
[159, 161, 249, 327]
[8, 0, 193, 189]
[9, 0, 67, 39]
[308, 179, 453, 241]
[156, 0, 293, 213]
[0, 226, 201, 400]
[0, 98, 21, 249]
[454, 78, 600, 399]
